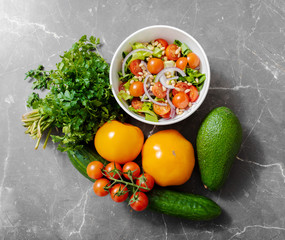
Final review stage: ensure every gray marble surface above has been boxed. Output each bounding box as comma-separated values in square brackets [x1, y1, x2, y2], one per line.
[1, 0, 285, 239]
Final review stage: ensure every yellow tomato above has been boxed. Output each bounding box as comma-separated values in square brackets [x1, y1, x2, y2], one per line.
[142, 129, 195, 187]
[94, 120, 144, 164]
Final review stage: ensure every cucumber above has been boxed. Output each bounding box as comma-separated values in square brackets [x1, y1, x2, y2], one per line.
[67, 146, 221, 221]
[148, 189, 221, 221]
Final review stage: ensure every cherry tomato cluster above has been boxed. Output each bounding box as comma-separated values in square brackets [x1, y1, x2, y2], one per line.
[121, 38, 201, 119]
[86, 161, 154, 211]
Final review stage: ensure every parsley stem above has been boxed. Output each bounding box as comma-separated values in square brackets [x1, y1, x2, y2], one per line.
[22, 108, 54, 149]
[21, 116, 40, 123]
[43, 128, 52, 149]
[35, 136, 41, 150]
[22, 109, 39, 118]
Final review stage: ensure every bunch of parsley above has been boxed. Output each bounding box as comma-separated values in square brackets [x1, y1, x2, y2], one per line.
[22, 35, 124, 152]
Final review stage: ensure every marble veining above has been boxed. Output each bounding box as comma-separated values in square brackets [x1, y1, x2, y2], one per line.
[1, 0, 285, 239]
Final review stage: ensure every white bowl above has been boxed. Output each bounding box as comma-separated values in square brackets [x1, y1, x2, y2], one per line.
[109, 25, 210, 125]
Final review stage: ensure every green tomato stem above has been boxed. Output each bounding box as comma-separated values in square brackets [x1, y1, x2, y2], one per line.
[103, 171, 149, 192]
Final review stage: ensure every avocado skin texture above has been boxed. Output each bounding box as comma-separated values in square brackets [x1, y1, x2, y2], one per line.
[197, 107, 242, 191]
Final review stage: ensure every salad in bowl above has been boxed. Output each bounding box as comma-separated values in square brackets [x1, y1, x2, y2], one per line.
[110, 26, 210, 125]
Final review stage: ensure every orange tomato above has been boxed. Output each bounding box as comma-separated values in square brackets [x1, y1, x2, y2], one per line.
[129, 81, 144, 97]
[142, 129, 195, 187]
[187, 52, 200, 69]
[172, 92, 190, 109]
[147, 58, 164, 74]
[94, 121, 144, 164]
[175, 57, 188, 70]
[93, 178, 110, 197]
[86, 161, 104, 180]
[122, 162, 141, 180]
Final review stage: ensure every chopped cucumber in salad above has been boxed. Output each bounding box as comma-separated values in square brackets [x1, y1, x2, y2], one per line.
[118, 38, 206, 122]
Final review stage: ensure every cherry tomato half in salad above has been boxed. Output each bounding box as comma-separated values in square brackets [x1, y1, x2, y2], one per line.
[131, 98, 143, 110]
[86, 161, 104, 180]
[129, 81, 145, 97]
[147, 58, 164, 74]
[172, 82, 190, 96]
[152, 82, 167, 98]
[175, 57, 188, 70]
[130, 59, 143, 76]
[172, 92, 190, 109]
[188, 85, 199, 102]
[118, 82, 126, 92]
[136, 173, 155, 192]
[122, 162, 141, 180]
[110, 184, 129, 202]
[165, 44, 180, 61]
[154, 38, 168, 49]
[187, 52, 200, 69]
[104, 162, 122, 180]
[130, 192, 149, 211]
[153, 102, 171, 117]
[93, 178, 110, 197]
[161, 110, 171, 119]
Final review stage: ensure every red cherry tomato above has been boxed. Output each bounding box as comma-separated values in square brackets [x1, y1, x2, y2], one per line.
[122, 162, 141, 180]
[165, 44, 180, 60]
[130, 192, 149, 211]
[187, 53, 200, 69]
[136, 173, 155, 192]
[154, 38, 168, 49]
[130, 59, 143, 76]
[86, 161, 104, 180]
[153, 102, 171, 117]
[129, 81, 145, 97]
[161, 110, 171, 119]
[172, 92, 190, 109]
[152, 82, 167, 98]
[118, 82, 126, 92]
[147, 58, 164, 74]
[175, 57, 188, 70]
[131, 97, 143, 110]
[172, 82, 190, 96]
[104, 162, 122, 180]
[188, 85, 199, 102]
[93, 178, 110, 197]
[110, 184, 129, 202]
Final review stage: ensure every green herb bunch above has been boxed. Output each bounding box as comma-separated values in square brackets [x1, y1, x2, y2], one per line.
[22, 35, 124, 151]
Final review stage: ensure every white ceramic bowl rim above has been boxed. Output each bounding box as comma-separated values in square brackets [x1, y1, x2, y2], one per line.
[110, 25, 210, 125]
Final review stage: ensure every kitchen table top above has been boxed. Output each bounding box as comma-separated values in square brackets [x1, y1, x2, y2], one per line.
[1, 0, 285, 239]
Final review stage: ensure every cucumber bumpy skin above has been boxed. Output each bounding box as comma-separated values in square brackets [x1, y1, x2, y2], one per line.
[148, 189, 221, 221]
[67, 146, 222, 221]
[197, 106, 243, 191]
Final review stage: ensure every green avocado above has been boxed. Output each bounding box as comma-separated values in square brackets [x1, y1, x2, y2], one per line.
[196, 107, 242, 191]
